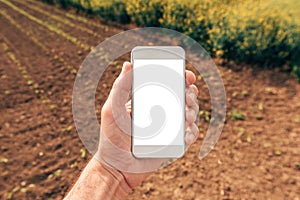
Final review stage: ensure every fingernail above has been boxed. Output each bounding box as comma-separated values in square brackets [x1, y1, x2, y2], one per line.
[186, 80, 191, 85]
[121, 64, 126, 73]
[121, 62, 129, 73]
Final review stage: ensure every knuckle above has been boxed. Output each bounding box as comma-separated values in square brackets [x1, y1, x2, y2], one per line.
[190, 84, 199, 95]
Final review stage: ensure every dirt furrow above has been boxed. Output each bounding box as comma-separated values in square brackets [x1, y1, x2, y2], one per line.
[25, 0, 122, 34]
[0, 10, 76, 127]
[0, 1, 86, 61]
[0, 35, 65, 199]
[10, 0, 103, 48]
[0, 14, 87, 200]
[14, 0, 106, 39]
[0, 0, 91, 51]
[0, 43, 35, 109]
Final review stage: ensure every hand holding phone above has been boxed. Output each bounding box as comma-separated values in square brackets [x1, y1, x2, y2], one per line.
[97, 54, 199, 187]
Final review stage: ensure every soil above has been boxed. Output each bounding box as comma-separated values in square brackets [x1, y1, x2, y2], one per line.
[0, 0, 299, 199]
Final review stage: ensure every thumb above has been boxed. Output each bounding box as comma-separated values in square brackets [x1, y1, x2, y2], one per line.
[108, 61, 132, 109]
[102, 62, 132, 135]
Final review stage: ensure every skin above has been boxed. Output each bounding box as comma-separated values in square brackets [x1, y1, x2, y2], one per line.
[64, 62, 199, 200]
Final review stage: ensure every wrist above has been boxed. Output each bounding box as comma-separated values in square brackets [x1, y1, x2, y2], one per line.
[91, 159, 132, 199]
[64, 158, 131, 200]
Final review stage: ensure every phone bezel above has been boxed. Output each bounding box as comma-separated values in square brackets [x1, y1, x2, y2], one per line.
[131, 46, 186, 158]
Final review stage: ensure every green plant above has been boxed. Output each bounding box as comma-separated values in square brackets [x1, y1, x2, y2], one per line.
[36, 0, 300, 80]
[95, 0, 129, 23]
[126, 0, 163, 26]
[231, 109, 245, 121]
[296, 163, 300, 170]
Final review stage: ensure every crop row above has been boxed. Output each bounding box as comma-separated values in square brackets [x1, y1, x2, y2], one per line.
[0, 38, 56, 109]
[1, 0, 90, 51]
[15, 0, 100, 38]
[27, 0, 117, 32]
[0, 10, 48, 52]
[0, 9, 78, 76]
[2, 0, 121, 65]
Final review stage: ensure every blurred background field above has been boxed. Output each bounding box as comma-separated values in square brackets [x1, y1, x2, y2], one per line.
[43, 0, 300, 80]
[0, 0, 300, 199]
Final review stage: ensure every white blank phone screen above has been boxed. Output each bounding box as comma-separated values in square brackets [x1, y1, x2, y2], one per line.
[133, 59, 185, 146]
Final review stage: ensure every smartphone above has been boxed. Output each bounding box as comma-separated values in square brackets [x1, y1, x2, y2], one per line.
[131, 46, 185, 158]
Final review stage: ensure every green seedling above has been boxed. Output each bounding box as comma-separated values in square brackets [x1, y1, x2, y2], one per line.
[20, 188, 27, 193]
[199, 110, 210, 121]
[232, 91, 238, 97]
[48, 169, 62, 179]
[236, 127, 245, 137]
[66, 125, 72, 132]
[263, 143, 271, 148]
[0, 157, 8, 163]
[246, 135, 251, 143]
[265, 87, 277, 95]
[80, 148, 87, 159]
[4, 90, 10, 95]
[258, 103, 264, 111]
[54, 169, 61, 176]
[49, 104, 56, 110]
[7, 52, 16, 61]
[21, 181, 26, 187]
[70, 161, 79, 169]
[293, 117, 300, 123]
[67, 66, 77, 74]
[198, 110, 210, 122]
[65, 150, 70, 156]
[27, 80, 33, 85]
[1, 42, 9, 51]
[241, 90, 249, 96]
[42, 99, 48, 104]
[231, 109, 245, 121]
[33, 83, 39, 89]
[274, 149, 281, 156]
[5, 186, 20, 199]
[116, 65, 122, 70]
[255, 115, 263, 120]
